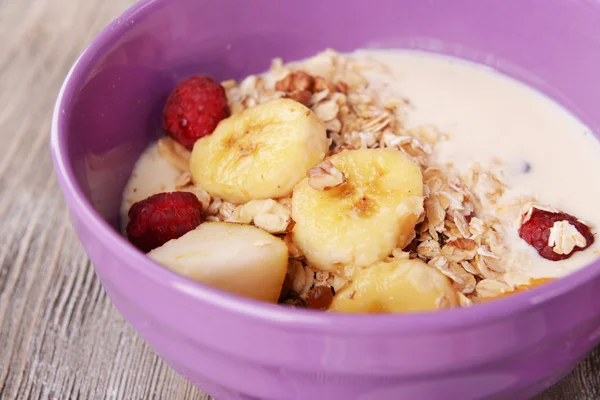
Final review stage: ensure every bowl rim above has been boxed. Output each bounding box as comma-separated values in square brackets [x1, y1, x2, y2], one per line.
[50, 0, 600, 335]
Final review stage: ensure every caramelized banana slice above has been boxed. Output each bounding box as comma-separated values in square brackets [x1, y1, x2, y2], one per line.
[292, 149, 423, 276]
[190, 98, 328, 204]
[330, 258, 458, 313]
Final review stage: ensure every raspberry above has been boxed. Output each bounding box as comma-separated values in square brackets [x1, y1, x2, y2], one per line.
[126, 192, 204, 252]
[163, 76, 230, 150]
[518, 208, 594, 261]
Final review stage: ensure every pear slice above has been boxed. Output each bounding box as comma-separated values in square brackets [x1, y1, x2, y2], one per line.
[148, 222, 288, 303]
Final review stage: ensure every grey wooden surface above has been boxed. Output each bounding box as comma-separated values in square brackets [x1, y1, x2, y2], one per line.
[0, 0, 598, 399]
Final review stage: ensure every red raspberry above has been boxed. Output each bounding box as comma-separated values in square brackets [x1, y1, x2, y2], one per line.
[126, 192, 204, 252]
[163, 76, 230, 150]
[518, 208, 594, 261]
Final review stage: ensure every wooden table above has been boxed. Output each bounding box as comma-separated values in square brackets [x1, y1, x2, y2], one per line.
[0, 1, 598, 398]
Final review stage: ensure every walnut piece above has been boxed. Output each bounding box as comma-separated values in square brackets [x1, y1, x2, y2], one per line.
[275, 71, 315, 92]
[286, 90, 312, 106]
[314, 76, 337, 92]
[307, 160, 346, 190]
[336, 81, 349, 94]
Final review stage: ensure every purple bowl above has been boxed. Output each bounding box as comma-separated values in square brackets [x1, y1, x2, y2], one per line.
[50, 0, 600, 399]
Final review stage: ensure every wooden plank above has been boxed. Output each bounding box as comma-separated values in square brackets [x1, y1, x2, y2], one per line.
[0, 0, 596, 399]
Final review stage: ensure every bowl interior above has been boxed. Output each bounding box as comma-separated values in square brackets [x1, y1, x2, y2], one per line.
[59, 0, 600, 230]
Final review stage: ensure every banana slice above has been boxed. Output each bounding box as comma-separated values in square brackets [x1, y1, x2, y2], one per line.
[330, 258, 458, 313]
[190, 98, 328, 204]
[148, 222, 288, 303]
[292, 148, 423, 277]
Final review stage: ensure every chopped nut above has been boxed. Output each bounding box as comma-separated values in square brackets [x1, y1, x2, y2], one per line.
[286, 90, 312, 106]
[229, 199, 291, 234]
[336, 81, 349, 94]
[274, 75, 293, 91]
[228, 200, 266, 224]
[157, 137, 191, 172]
[307, 160, 346, 190]
[275, 71, 315, 92]
[548, 220, 587, 255]
[314, 76, 337, 92]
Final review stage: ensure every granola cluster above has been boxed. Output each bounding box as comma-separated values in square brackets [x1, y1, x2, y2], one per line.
[154, 50, 551, 309]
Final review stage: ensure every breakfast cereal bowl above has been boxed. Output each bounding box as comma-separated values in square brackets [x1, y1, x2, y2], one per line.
[50, 0, 600, 399]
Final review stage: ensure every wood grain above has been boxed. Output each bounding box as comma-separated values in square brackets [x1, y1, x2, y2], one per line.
[0, 1, 597, 399]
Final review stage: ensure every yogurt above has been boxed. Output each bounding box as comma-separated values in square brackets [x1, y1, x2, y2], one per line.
[354, 50, 600, 279]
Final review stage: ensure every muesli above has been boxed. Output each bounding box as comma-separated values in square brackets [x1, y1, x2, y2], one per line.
[120, 50, 599, 313]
